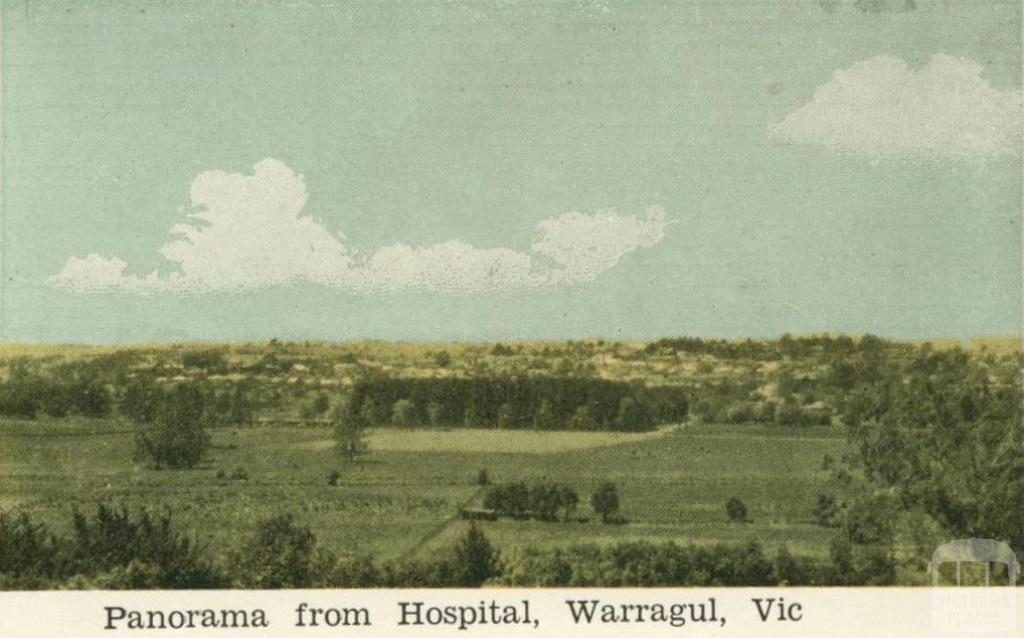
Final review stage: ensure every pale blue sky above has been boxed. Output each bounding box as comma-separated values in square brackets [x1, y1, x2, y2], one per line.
[1, 0, 1021, 343]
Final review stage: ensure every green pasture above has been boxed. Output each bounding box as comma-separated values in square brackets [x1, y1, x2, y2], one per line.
[0, 418, 844, 561]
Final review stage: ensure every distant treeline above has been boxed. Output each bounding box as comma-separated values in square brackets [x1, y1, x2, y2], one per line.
[644, 333, 908, 360]
[0, 361, 112, 419]
[348, 376, 689, 431]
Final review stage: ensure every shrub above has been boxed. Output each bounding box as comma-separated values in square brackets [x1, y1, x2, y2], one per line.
[726, 497, 748, 523]
[476, 469, 489, 486]
[328, 470, 341, 486]
[230, 466, 249, 481]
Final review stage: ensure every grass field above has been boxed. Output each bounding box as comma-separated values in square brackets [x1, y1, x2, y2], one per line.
[0, 417, 844, 562]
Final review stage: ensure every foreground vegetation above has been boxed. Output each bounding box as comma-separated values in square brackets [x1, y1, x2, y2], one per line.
[0, 334, 1020, 587]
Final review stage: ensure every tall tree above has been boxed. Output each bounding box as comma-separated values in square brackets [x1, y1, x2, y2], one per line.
[332, 401, 369, 462]
[591, 482, 621, 524]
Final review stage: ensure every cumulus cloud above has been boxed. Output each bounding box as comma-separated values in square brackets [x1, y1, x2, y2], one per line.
[771, 54, 1023, 160]
[49, 159, 670, 295]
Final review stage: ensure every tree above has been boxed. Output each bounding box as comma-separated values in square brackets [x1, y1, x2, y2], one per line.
[570, 405, 597, 430]
[532, 399, 557, 430]
[120, 374, 162, 423]
[464, 404, 485, 428]
[843, 347, 1023, 549]
[332, 401, 369, 462]
[61, 374, 112, 417]
[0, 361, 43, 418]
[134, 383, 212, 469]
[529, 483, 561, 521]
[311, 393, 330, 416]
[427, 401, 444, 427]
[231, 514, 325, 588]
[557, 485, 580, 521]
[450, 524, 498, 587]
[496, 403, 517, 429]
[391, 399, 416, 427]
[225, 381, 257, 425]
[434, 351, 452, 368]
[726, 497, 748, 523]
[812, 494, 841, 527]
[614, 396, 651, 431]
[483, 483, 530, 518]
[591, 482, 620, 523]
[360, 398, 387, 426]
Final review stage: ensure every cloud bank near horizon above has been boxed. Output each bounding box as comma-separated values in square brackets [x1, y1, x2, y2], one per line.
[772, 54, 1022, 160]
[49, 159, 671, 295]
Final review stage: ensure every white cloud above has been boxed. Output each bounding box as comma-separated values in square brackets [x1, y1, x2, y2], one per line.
[533, 207, 669, 284]
[49, 159, 671, 295]
[771, 54, 1023, 159]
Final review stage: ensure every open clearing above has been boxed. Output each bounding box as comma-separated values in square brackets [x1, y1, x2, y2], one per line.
[297, 424, 680, 454]
[0, 418, 844, 561]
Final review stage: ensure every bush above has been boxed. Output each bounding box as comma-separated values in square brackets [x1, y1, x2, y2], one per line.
[726, 497, 748, 523]
[328, 470, 341, 486]
[230, 466, 249, 481]
[476, 469, 489, 486]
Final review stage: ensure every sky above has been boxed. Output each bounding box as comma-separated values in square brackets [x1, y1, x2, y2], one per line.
[1, 0, 1021, 343]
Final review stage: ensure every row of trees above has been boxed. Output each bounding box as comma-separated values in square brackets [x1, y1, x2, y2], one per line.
[1, 505, 894, 589]
[498, 537, 895, 586]
[347, 377, 688, 431]
[643, 333, 902, 361]
[0, 506, 498, 590]
[0, 361, 112, 419]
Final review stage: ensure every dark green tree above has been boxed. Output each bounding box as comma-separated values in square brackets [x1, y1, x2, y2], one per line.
[231, 514, 326, 588]
[591, 482, 620, 524]
[134, 383, 212, 469]
[450, 524, 498, 587]
[332, 401, 369, 462]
